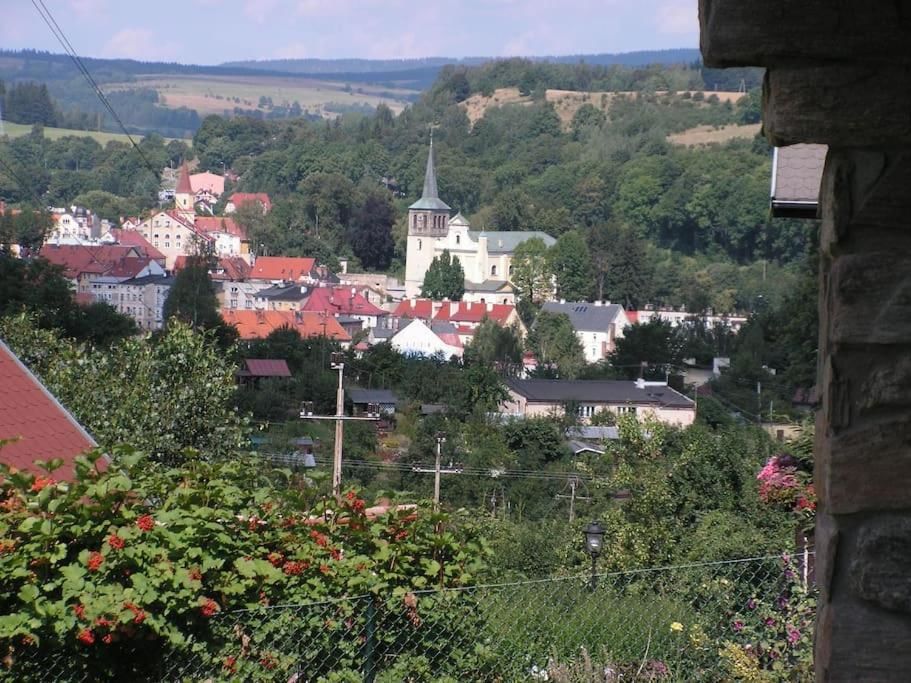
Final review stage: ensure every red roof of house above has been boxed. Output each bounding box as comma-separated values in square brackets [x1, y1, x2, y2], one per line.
[221, 310, 351, 342]
[392, 298, 515, 325]
[108, 229, 166, 262]
[626, 311, 640, 324]
[0, 341, 99, 481]
[250, 256, 317, 282]
[189, 172, 225, 196]
[39, 244, 143, 279]
[301, 287, 387, 317]
[173, 255, 251, 281]
[175, 162, 192, 194]
[229, 193, 272, 212]
[194, 216, 246, 240]
[242, 359, 291, 378]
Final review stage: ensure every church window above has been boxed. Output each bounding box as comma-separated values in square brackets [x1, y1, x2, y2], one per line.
[491, 265, 498, 276]
[455, 234, 460, 245]
[417, 239, 422, 251]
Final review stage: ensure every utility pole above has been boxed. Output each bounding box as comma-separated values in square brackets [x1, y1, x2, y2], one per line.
[434, 432, 446, 508]
[332, 355, 345, 497]
[556, 475, 590, 523]
[300, 351, 379, 500]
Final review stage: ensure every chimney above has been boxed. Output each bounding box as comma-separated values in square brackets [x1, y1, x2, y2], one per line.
[635, 377, 646, 389]
[450, 301, 459, 317]
[432, 300, 443, 317]
[486, 301, 493, 312]
[256, 310, 265, 324]
[594, 300, 602, 307]
[560, 299, 566, 304]
[467, 301, 473, 311]
[409, 297, 416, 309]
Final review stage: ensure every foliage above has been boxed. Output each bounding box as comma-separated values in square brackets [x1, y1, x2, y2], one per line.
[609, 320, 687, 380]
[463, 318, 523, 375]
[548, 230, 593, 302]
[527, 311, 585, 379]
[421, 250, 465, 300]
[349, 188, 396, 271]
[0, 446, 488, 681]
[0, 316, 248, 462]
[510, 237, 552, 303]
[163, 255, 237, 348]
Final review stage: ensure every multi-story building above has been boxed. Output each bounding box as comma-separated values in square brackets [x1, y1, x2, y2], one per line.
[91, 274, 174, 330]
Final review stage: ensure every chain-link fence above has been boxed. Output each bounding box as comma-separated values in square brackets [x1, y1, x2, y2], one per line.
[156, 552, 814, 683]
[3, 552, 814, 682]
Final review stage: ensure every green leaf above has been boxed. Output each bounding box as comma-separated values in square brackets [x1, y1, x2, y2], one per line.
[18, 584, 40, 604]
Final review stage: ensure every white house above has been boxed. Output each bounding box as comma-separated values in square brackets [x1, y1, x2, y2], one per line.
[390, 319, 463, 359]
[501, 378, 696, 427]
[91, 273, 174, 330]
[541, 301, 630, 363]
[404, 140, 555, 299]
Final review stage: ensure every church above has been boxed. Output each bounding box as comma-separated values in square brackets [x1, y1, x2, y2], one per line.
[404, 141, 556, 302]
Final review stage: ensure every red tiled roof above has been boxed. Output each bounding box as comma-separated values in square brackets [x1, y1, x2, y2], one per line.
[626, 311, 640, 324]
[173, 256, 250, 281]
[392, 298, 515, 324]
[107, 257, 156, 279]
[39, 245, 142, 279]
[229, 193, 272, 212]
[301, 287, 387, 317]
[175, 162, 192, 194]
[250, 256, 317, 282]
[221, 310, 351, 342]
[194, 216, 246, 240]
[0, 341, 98, 481]
[392, 299, 434, 319]
[242, 359, 291, 378]
[434, 301, 515, 324]
[108, 228, 166, 262]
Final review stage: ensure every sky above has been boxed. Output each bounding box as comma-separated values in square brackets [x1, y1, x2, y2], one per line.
[1, 0, 699, 65]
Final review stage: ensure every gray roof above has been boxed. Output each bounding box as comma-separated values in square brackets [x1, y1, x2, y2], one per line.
[257, 284, 308, 301]
[409, 140, 451, 212]
[121, 274, 175, 286]
[771, 144, 826, 218]
[347, 388, 398, 405]
[566, 426, 620, 440]
[465, 279, 514, 293]
[567, 440, 605, 456]
[505, 379, 694, 409]
[430, 321, 458, 335]
[542, 301, 625, 332]
[371, 327, 395, 340]
[467, 231, 556, 253]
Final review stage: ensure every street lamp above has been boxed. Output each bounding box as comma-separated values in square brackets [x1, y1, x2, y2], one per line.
[583, 521, 605, 590]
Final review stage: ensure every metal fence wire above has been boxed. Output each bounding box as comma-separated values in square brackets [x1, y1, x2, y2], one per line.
[6, 552, 815, 682]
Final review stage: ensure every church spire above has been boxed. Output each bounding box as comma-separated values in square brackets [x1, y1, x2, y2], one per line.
[175, 161, 192, 194]
[409, 133, 450, 211]
[421, 132, 439, 200]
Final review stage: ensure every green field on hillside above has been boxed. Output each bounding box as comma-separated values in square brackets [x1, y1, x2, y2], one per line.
[0, 119, 188, 145]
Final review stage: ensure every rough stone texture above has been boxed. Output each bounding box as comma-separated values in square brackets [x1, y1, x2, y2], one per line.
[814, 149, 911, 679]
[699, 0, 911, 68]
[764, 66, 911, 146]
[851, 517, 911, 613]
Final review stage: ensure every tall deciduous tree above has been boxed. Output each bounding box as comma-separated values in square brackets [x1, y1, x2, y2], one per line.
[464, 318, 524, 374]
[609, 319, 686, 380]
[349, 189, 395, 271]
[548, 230, 593, 302]
[510, 237, 552, 303]
[421, 250, 465, 300]
[163, 255, 237, 347]
[527, 311, 585, 379]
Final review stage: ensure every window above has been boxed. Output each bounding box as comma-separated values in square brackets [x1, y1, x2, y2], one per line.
[245, 300, 252, 309]
[455, 234, 460, 245]
[230, 299, 238, 309]
[153, 234, 159, 239]
[417, 239, 422, 251]
[154, 241, 159, 247]
[509, 264, 514, 275]
[617, 406, 638, 415]
[490, 265, 498, 276]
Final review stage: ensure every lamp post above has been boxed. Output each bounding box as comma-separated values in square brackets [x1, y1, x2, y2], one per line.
[583, 521, 605, 591]
[434, 432, 446, 508]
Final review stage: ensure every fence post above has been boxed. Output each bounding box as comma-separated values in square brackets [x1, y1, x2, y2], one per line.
[363, 598, 376, 683]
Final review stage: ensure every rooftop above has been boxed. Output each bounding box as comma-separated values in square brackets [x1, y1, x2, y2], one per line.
[0, 340, 98, 481]
[467, 231, 557, 253]
[250, 256, 317, 282]
[541, 301, 626, 331]
[347, 388, 398, 404]
[771, 144, 826, 218]
[505, 379, 695, 409]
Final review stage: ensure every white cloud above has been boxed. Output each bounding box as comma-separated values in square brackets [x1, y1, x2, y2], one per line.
[102, 28, 178, 61]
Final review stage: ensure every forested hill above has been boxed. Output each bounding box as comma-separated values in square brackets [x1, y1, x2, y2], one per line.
[223, 49, 702, 74]
[191, 58, 802, 316]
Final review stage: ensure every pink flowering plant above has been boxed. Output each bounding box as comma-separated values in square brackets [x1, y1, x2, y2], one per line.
[717, 554, 815, 680]
[757, 453, 816, 533]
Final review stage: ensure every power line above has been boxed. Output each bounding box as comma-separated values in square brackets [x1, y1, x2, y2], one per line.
[29, 0, 159, 176]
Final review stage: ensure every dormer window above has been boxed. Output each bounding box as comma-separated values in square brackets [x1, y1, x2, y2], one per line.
[491, 265, 498, 276]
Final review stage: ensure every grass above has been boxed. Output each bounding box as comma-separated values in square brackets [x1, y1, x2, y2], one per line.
[668, 123, 761, 146]
[0, 119, 188, 144]
[105, 74, 419, 118]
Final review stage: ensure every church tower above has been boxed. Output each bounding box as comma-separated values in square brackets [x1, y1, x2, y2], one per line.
[404, 138, 450, 297]
[174, 162, 195, 223]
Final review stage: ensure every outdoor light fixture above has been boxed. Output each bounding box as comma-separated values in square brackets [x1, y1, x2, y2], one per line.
[330, 352, 345, 369]
[583, 520, 605, 590]
[300, 401, 315, 417]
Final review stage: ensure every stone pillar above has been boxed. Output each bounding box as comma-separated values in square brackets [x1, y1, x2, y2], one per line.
[814, 148, 911, 680]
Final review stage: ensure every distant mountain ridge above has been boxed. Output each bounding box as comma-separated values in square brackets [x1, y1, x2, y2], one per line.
[222, 49, 701, 75]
